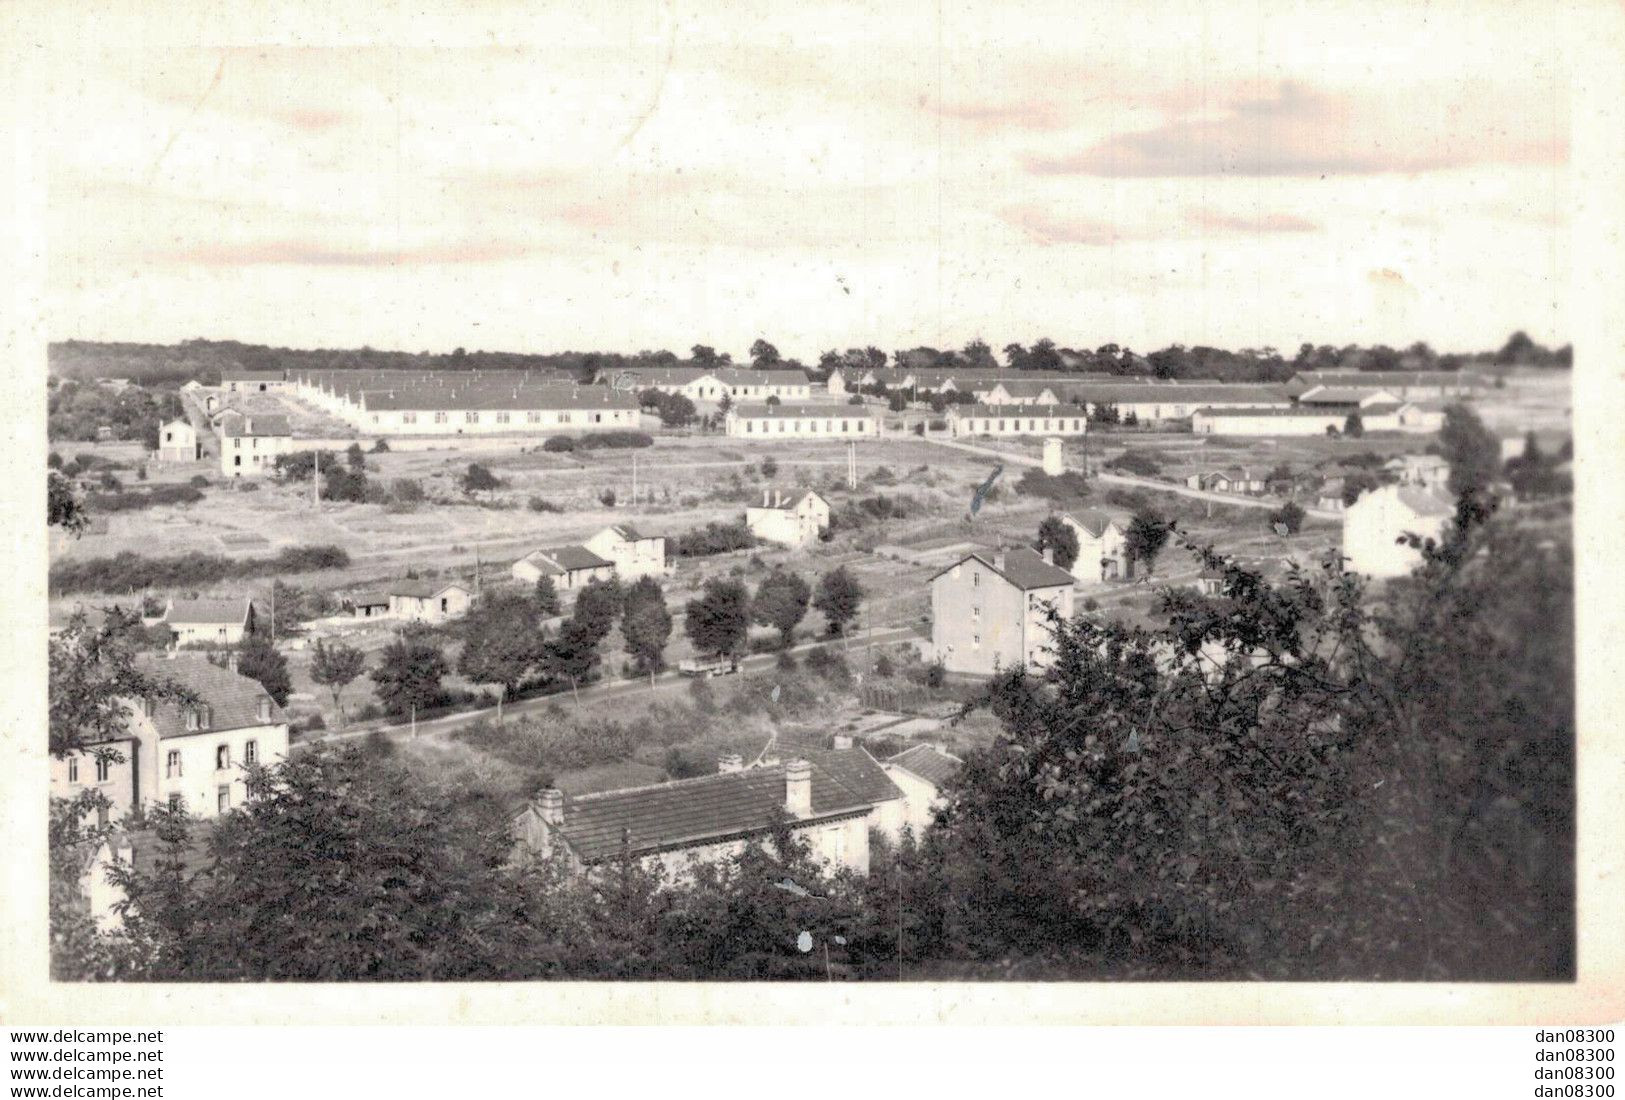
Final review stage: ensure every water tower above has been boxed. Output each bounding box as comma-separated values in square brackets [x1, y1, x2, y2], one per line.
[1042, 437, 1065, 475]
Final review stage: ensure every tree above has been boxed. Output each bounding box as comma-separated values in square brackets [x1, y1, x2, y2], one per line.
[813, 566, 864, 637]
[750, 338, 781, 367]
[572, 578, 623, 645]
[1267, 501, 1306, 535]
[657, 393, 697, 427]
[1439, 404, 1501, 495]
[759, 457, 778, 479]
[1496, 330, 1537, 365]
[267, 580, 315, 638]
[48, 471, 89, 536]
[345, 442, 367, 471]
[111, 743, 522, 980]
[391, 477, 425, 505]
[533, 574, 560, 617]
[461, 463, 503, 493]
[691, 344, 719, 365]
[752, 570, 811, 648]
[887, 391, 908, 413]
[1343, 411, 1364, 438]
[1036, 516, 1080, 571]
[685, 579, 751, 658]
[369, 634, 448, 717]
[1124, 511, 1173, 578]
[227, 633, 291, 706]
[309, 640, 366, 726]
[621, 578, 673, 683]
[457, 592, 547, 699]
[543, 617, 603, 700]
[717, 392, 733, 416]
[765, 394, 781, 407]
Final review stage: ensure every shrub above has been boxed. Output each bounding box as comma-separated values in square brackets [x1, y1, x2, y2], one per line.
[576, 431, 654, 451]
[670, 520, 756, 558]
[776, 650, 799, 672]
[599, 489, 617, 507]
[1016, 469, 1091, 502]
[372, 439, 390, 452]
[391, 478, 425, 504]
[925, 659, 946, 688]
[542, 436, 577, 453]
[1106, 451, 1162, 477]
[461, 463, 504, 493]
[189, 474, 209, 488]
[48, 543, 351, 595]
[527, 495, 563, 513]
[84, 484, 205, 513]
[874, 653, 894, 678]
[760, 457, 779, 479]
[1267, 500, 1307, 535]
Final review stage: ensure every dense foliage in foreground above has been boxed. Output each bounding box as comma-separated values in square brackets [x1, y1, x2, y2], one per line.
[49, 496, 1572, 981]
[49, 545, 351, 595]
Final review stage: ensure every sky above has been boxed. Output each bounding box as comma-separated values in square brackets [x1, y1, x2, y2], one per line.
[37, 0, 1574, 361]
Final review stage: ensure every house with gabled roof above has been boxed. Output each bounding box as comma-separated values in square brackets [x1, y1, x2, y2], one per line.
[511, 545, 615, 590]
[218, 412, 294, 477]
[883, 744, 964, 833]
[157, 418, 200, 462]
[388, 579, 474, 622]
[1060, 509, 1131, 583]
[511, 750, 894, 880]
[745, 489, 831, 548]
[165, 596, 255, 646]
[946, 403, 1088, 438]
[50, 653, 289, 826]
[220, 368, 290, 394]
[724, 403, 882, 439]
[584, 523, 666, 580]
[930, 547, 1075, 676]
[1343, 484, 1455, 579]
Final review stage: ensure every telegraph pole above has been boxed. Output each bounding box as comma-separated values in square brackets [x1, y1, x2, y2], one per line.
[312, 449, 321, 509]
[632, 453, 638, 505]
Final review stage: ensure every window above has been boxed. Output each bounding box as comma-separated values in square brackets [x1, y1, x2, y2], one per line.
[185, 708, 199, 732]
[68, 757, 79, 783]
[216, 745, 230, 770]
[95, 756, 111, 783]
[440, 597, 449, 613]
[256, 697, 272, 722]
[972, 633, 981, 649]
[434, 411, 448, 424]
[217, 785, 231, 813]
[526, 411, 540, 423]
[233, 455, 242, 467]
[496, 411, 510, 424]
[466, 411, 480, 424]
[403, 412, 417, 424]
[972, 572, 979, 588]
[168, 794, 182, 812]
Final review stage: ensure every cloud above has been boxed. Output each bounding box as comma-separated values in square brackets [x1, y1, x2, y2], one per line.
[1004, 202, 1321, 245]
[938, 98, 1075, 133]
[152, 239, 538, 267]
[1024, 81, 1566, 177]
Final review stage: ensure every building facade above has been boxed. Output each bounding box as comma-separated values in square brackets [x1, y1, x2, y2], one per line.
[725, 404, 882, 439]
[1342, 484, 1454, 579]
[583, 524, 666, 580]
[745, 490, 831, 548]
[157, 418, 200, 462]
[165, 597, 255, 647]
[219, 413, 295, 477]
[388, 581, 473, 623]
[947, 404, 1088, 438]
[930, 548, 1076, 676]
[882, 744, 963, 835]
[1060, 509, 1131, 583]
[511, 547, 616, 589]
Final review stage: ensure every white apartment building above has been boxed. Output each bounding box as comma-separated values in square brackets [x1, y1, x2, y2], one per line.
[947, 404, 1088, 438]
[725, 404, 882, 439]
[745, 490, 831, 548]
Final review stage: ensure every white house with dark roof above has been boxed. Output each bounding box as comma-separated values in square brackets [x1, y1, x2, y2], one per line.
[388, 579, 474, 623]
[594, 366, 812, 404]
[157, 418, 200, 462]
[511, 749, 896, 880]
[946, 404, 1088, 438]
[725, 403, 881, 439]
[583, 524, 666, 580]
[981, 379, 1063, 406]
[1343, 485, 1455, 579]
[883, 744, 964, 833]
[745, 489, 831, 548]
[220, 369, 290, 394]
[1060, 509, 1131, 583]
[930, 547, 1076, 676]
[165, 596, 255, 646]
[218, 412, 294, 477]
[50, 653, 289, 824]
[511, 545, 616, 589]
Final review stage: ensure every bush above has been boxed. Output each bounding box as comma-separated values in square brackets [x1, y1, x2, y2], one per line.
[527, 495, 563, 513]
[391, 478, 425, 504]
[84, 484, 205, 514]
[577, 431, 654, 451]
[670, 520, 756, 558]
[372, 439, 390, 453]
[925, 659, 946, 688]
[542, 436, 577, 453]
[1016, 469, 1091, 502]
[874, 653, 894, 678]
[461, 463, 504, 493]
[760, 458, 778, 479]
[599, 489, 617, 507]
[49, 543, 351, 595]
[1267, 501, 1307, 535]
[1106, 451, 1162, 477]
[776, 650, 799, 672]
[189, 474, 209, 488]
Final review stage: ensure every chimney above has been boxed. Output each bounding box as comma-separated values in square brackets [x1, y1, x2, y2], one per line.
[537, 788, 565, 826]
[1042, 546, 1054, 566]
[832, 733, 854, 751]
[785, 759, 813, 817]
[762, 490, 771, 507]
[718, 753, 744, 774]
[227, 651, 240, 673]
[992, 550, 1006, 572]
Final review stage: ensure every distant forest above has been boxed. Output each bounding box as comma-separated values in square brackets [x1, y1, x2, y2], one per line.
[48, 331, 1570, 389]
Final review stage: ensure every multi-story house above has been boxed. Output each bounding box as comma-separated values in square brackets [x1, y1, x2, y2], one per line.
[218, 412, 294, 477]
[165, 596, 255, 647]
[745, 490, 831, 548]
[930, 547, 1076, 676]
[1343, 484, 1454, 579]
[50, 653, 290, 823]
[1060, 509, 1131, 583]
[583, 524, 667, 580]
[157, 418, 200, 462]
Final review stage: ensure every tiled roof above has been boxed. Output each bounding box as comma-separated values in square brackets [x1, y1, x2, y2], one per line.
[933, 547, 1075, 590]
[220, 369, 286, 381]
[166, 597, 252, 627]
[1297, 386, 1399, 405]
[949, 403, 1088, 418]
[730, 403, 880, 420]
[1065, 508, 1120, 538]
[1289, 370, 1483, 392]
[553, 759, 877, 863]
[986, 379, 1060, 397]
[219, 413, 292, 437]
[390, 579, 471, 599]
[887, 744, 963, 788]
[1053, 382, 1289, 406]
[523, 545, 613, 573]
[109, 820, 218, 876]
[362, 384, 637, 413]
[710, 368, 811, 387]
[601, 524, 646, 542]
[760, 735, 902, 805]
[133, 654, 286, 739]
[350, 591, 391, 607]
[1193, 406, 1346, 418]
